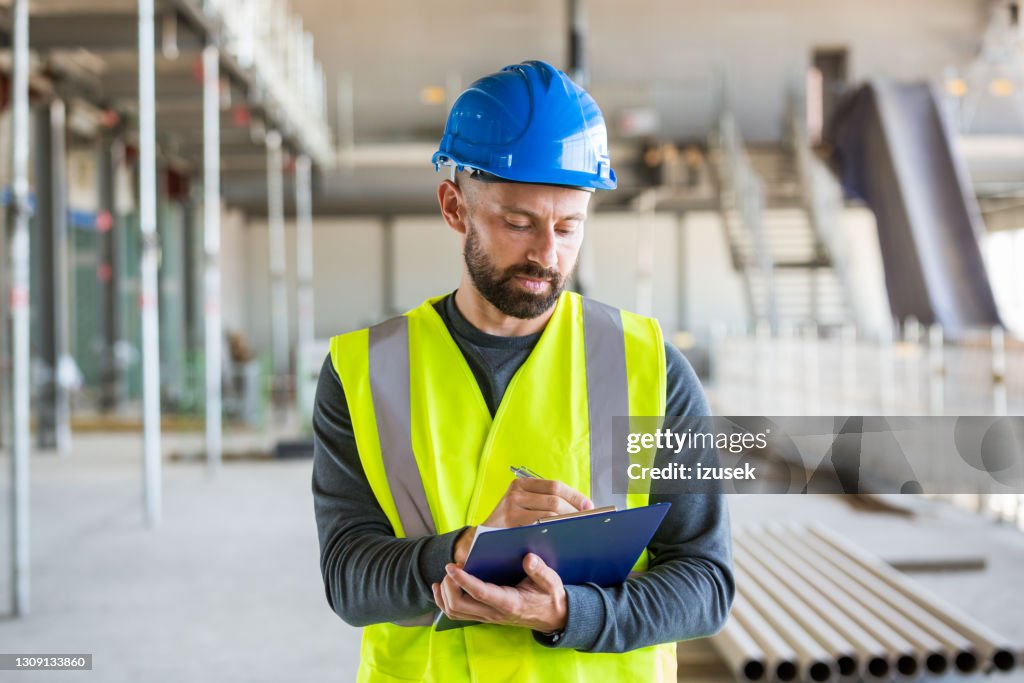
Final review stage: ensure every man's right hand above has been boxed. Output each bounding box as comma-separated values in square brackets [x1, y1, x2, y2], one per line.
[454, 479, 593, 564]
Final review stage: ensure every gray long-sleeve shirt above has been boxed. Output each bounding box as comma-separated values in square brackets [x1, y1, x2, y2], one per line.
[312, 293, 734, 652]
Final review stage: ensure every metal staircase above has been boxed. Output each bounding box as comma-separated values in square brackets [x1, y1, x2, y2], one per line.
[709, 109, 862, 333]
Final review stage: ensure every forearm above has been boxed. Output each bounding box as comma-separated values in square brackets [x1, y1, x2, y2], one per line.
[537, 490, 735, 653]
[550, 555, 733, 652]
[313, 354, 467, 626]
[318, 514, 464, 626]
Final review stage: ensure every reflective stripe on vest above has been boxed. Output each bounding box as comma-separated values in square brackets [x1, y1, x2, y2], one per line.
[368, 315, 436, 538]
[581, 297, 628, 511]
[366, 296, 629, 535]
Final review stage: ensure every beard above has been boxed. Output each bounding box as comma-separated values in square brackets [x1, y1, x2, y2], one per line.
[463, 222, 572, 320]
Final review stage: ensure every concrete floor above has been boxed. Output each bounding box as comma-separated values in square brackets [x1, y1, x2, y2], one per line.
[0, 433, 361, 682]
[1, 433, 1023, 682]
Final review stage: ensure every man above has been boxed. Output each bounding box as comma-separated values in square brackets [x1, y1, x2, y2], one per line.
[313, 60, 733, 682]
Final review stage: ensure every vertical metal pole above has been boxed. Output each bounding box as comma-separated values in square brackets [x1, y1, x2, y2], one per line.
[182, 200, 197, 352]
[295, 154, 314, 365]
[634, 190, 656, 318]
[336, 73, 355, 171]
[0, 110, 8, 452]
[992, 325, 1007, 416]
[879, 320, 896, 414]
[802, 324, 820, 415]
[266, 131, 289, 412]
[840, 323, 857, 414]
[98, 134, 121, 412]
[928, 324, 944, 416]
[754, 321, 771, 414]
[904, 317, 922, 413]
[381, 216, 395, 316]
[34, 101, 72, 454]
[139, 0, 162, 527]
[51, 101, 71, 455]
[203, 45, 222, 475]
[675, 213, 687, 332]
[708, 321, 726, 397]
[8, 0, 31, 617]
[34, 105, 58, 450]
[567, 0, 588, 86]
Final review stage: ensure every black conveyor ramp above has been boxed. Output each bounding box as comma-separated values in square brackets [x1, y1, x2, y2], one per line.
[827, 80, 1002, 337]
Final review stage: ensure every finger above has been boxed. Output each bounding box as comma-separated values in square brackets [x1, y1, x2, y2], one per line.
[522, 553, 564, 594]
[440, 574, 463, 615]
[517, 492, 578, 515]
[445, 590, 507, 623]
[503, 509, 561, 529]
[516, 479, 593, 511]
[431, 582, 444, 611]
[446, 564, 514, 612]
[442, 569, 508, 622]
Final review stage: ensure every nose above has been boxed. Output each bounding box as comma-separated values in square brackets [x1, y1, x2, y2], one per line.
[527, 225, 558, 271]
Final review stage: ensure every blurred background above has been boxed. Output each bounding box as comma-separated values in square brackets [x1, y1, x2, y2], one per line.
[1, 0, 1024, 681]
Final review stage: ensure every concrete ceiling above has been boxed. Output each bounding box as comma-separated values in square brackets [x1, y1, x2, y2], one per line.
[226, 0, 1001, 216]
[290, 0, 991, 145]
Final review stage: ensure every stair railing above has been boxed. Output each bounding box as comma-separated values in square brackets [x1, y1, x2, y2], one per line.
[714, 111, 779, 333]
[787, 87, 866, 335]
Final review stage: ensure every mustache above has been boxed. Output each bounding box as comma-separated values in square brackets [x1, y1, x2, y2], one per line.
[501, 263, 560, 283]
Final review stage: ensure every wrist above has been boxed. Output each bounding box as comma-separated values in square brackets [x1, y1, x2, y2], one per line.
[544, 588, 568, 633]
[453, 526, 476, 565]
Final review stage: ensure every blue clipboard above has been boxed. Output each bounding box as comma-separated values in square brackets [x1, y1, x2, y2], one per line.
[434, 502, 671, 631]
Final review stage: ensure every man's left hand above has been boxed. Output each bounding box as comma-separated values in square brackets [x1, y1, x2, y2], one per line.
[431, 553, 567, 633]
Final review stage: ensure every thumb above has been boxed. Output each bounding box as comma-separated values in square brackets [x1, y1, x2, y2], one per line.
[523, 553, 561, 593]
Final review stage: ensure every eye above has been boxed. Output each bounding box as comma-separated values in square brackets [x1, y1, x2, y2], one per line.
[505, 220, 531, 231]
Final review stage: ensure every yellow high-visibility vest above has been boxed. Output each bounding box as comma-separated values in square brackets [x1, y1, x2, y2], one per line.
[331, 291, 676, 682]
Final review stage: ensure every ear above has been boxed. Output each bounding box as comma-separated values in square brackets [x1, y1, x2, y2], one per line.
[437, 179, 468, 236]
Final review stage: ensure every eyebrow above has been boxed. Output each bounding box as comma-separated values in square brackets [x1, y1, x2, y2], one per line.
[499, 205, 587, 223]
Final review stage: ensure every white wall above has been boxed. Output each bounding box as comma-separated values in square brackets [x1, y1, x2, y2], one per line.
[244, 217, 387, 353]
[232, 208, 761, 356]
[679, 211, 749, 335]
[230, 201, 897, 357]
[392, 216, 463, 313]
[585, 211, 696, 335]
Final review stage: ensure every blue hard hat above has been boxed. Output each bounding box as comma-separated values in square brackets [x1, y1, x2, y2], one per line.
[432, 60, 617, 190]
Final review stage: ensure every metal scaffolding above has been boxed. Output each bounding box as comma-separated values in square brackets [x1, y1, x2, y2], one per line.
[1, 0, 333, 618]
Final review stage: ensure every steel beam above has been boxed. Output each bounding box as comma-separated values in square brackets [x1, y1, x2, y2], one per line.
[138, 0, 162, 528]
[12, 14, 203, 52]
[7, 0, 31, 618]
[202, 44, 222, 475]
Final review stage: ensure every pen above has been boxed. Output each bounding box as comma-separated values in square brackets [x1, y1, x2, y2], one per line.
[509, 465, 543, 479]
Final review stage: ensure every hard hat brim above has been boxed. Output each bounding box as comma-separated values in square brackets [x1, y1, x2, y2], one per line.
[432, 154, 616, 191]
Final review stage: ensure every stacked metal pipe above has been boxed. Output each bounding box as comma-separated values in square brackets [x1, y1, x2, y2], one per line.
[710, 523, 1020, 681]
